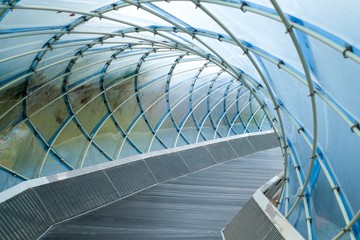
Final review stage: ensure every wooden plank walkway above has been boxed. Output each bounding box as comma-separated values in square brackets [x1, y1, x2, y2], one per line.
[41, 148, 282, 240]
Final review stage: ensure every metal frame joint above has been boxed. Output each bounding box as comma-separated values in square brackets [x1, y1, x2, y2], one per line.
[343, 45, 353, 59]
[240, 2, 248, 12]
[351, 121, 359, 133]
[332, 185, 340, 193]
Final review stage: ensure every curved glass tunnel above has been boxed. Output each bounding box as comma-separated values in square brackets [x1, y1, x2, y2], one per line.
[0, 1, 360, 239]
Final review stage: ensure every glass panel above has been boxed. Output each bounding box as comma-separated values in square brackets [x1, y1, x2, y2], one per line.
[204, 3, 302, 71]
[53, 121, 88, 168]
[316, 94, 360, 214]
[149, 137, 166, 152]
[308, 36, 360, 120]
[156, 117, 180, 148]
[127, 114, 157, 152]
[0, 123, 46, 179]
[75, 95, 108, 135]
[312, 168, 349, 239]
[0, 170, 23, 192]
[119, 139, 141, 159]
[103, 4, 171, 27]
[152, 1, 227, 35]
[278, 0, 360, 48]
[0, 34, 55, 78]
[67, 51, 115, 85]
[39, 154, 68, 177]
[262, 58, 314, 135]
[82, 144, 109, 168]
[93, 118, 124, 159]
[30, 97, 68, 141]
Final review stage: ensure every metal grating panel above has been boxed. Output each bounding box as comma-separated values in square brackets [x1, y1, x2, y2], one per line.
[0, 189, 53, 240]
[227, 138, 256, 157]
[144, 153, 190, 182]
[222, 197, 285, 240]
[266, 132, 280, 148]
[105, 161, 158, 197]
[178, 146, 217, 172]
[35, 171, 119, 222]
[204, 141, 238, 163]
[247, 134, 274, 152]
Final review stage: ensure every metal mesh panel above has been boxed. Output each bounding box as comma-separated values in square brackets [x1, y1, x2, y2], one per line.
[247, 134, 274, 152]
[144, 153, 190, 182]
[266, 132, 280, 148]
[34, 171, 119, 222]
[105, 161, 157, 197]
[178, 146, 216, 172]
[0, 189, 53, 240]
[222, 197, 285, 240]
[227, 137, 256, 157]
[204, 141, 238, 163]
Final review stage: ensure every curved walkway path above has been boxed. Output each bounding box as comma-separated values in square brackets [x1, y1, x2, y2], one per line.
[41, 148, 282, 240]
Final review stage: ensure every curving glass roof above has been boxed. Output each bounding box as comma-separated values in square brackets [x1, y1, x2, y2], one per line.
[1, 0, 360, 239]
